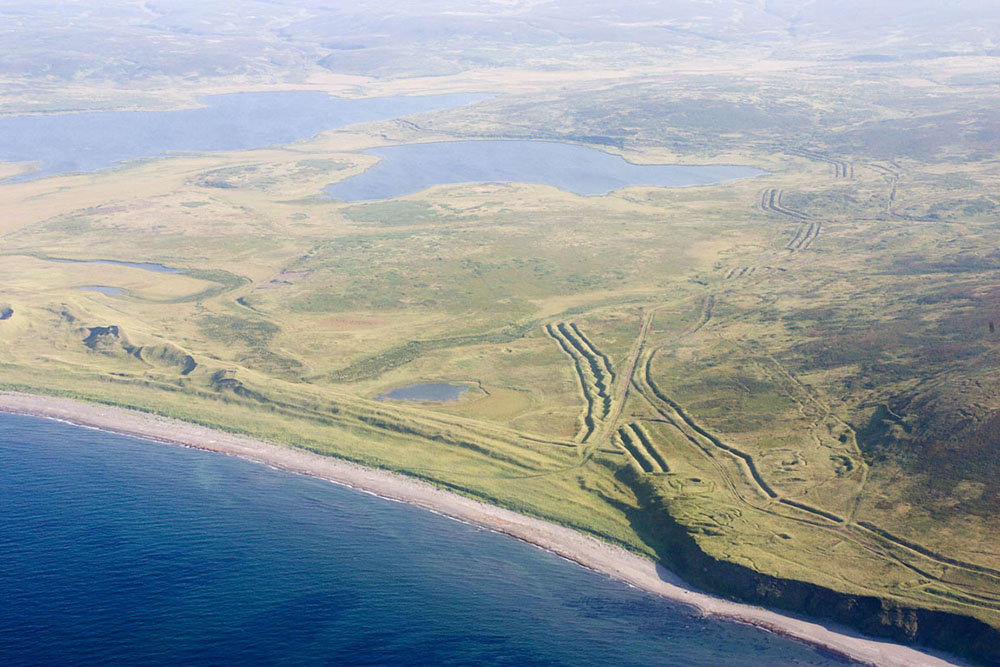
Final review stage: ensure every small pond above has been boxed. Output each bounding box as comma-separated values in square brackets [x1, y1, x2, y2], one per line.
[76, 286, 125, 295]
[375, 383, 469, 403]
[324, 140, 765, 201]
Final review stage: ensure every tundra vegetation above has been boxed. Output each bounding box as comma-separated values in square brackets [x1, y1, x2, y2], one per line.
[2, 1, 1000, 662]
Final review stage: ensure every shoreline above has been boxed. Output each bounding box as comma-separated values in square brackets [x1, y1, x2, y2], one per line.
[0, 391, 964, 667]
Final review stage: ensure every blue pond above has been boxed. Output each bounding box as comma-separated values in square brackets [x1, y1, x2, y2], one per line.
[376, 382, 469, 402]
[0, 413, 855, 666]
[0, 92, 486, 182]
[324, 140, 765, 201]
[75, 286, 124, 295]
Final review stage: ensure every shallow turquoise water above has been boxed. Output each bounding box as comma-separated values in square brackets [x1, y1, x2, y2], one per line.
[0, 413, 854, 665]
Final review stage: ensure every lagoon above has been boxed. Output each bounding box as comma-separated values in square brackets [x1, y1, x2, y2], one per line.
[324, 140, 765, 201]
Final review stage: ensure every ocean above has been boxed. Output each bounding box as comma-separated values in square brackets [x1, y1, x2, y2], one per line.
[0, 413, 854, 665]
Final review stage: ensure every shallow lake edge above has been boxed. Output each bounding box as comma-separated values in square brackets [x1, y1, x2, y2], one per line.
[0, 391, 964, 667]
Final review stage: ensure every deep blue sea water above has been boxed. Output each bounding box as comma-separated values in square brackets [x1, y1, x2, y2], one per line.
[0, 413, 855, 666]
[0, 92, 485, 182]
[323, 140, 765, 201]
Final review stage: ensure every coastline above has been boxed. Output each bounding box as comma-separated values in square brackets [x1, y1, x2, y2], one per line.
[0, 391, 963, 667]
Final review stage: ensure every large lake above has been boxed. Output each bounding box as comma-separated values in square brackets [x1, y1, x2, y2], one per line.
[324, 140, 765, 201]
[0, 413, 852, 666]
[0, 91, 485, 182]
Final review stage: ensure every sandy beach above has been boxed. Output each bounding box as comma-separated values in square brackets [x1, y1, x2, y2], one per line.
[0, 391, 964, 667]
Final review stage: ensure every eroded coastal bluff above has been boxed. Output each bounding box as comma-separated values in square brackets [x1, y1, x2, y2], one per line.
[0, 391, 990, 667]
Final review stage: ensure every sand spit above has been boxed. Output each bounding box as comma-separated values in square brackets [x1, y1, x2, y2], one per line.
[0, 391, 964, 667]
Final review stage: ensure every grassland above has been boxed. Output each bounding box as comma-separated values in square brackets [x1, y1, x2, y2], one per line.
[2, 9, 1000, 660]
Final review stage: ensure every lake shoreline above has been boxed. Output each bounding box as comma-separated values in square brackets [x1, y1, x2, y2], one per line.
[323, 139, 764, 201]
[0, 391, 961, 667]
